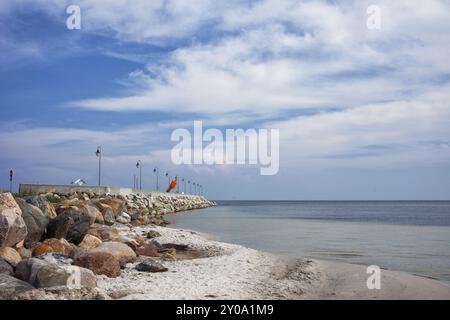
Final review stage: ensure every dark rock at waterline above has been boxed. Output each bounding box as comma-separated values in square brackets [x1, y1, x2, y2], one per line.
[159, 243, 189, 251]
[135, 259, 168, 273]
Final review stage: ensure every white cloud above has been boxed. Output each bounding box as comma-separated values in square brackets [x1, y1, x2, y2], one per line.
[57, 0, 450, 119]
[270, 85, 450, 169]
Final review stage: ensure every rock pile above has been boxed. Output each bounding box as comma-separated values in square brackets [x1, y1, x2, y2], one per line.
[0, 191, 215, 299]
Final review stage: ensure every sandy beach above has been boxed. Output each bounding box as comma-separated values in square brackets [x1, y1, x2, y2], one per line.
[96, 224, 450, 300]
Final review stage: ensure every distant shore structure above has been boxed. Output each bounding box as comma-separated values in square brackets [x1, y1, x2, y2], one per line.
[18, 183, 204, 198]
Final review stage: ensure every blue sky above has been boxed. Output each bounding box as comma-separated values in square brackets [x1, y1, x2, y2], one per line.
[1, 0, 450, 200]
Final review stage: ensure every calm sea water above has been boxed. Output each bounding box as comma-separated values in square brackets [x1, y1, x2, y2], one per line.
[166, 201, 450, 281]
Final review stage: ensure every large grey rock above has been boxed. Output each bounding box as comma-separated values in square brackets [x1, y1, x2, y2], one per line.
[0, 257, 13, 275]
[16, 198, 49, 248]
[15, 257, 96, 288]
[25, 196, 57, 219]
[0, 193, 27, 247]
[45, 208, 90, 244]
[0, 274, 34, 300]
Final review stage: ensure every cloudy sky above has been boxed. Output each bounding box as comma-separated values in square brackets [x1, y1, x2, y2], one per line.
[1, 0, 450, 200]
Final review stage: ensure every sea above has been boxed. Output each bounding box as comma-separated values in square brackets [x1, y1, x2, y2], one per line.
[166, 201, 450, 282]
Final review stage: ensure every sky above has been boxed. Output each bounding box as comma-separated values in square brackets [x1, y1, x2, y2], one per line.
[1, 0, 450, 200]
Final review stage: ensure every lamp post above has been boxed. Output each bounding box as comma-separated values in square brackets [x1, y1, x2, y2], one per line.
[199, 184, 202, 196]
[188, 180, 191, 194]
[165, 172, 169, 192]
[153, 167, 159, 191]
[176, 175, 179, 193]
[182, 178, 186, 194]
[136, 160, 142, 190]
[9, 170, 13, 193]
[95, 146, 102, 186]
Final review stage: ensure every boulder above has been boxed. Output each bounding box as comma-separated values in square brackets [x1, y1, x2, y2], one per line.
[87, 224, 123, 242]
[92, 202, 115, 225]
[34, 264, 71, 288]
[15, 198, 49, 248]
[42, 238, 76, 256]
[88, 242, 136, 266]
[136, 243, 158, 257]
[0, 193, 22, 215]
[15, 258, 48, 285]
[0, 274, 34, 300]
[97, 198, 126, 217]
[78, 234, 102, 250]
[75, 204, 101, 225]
[0, 193, 27, 247]
[32, 244, 54, 257]
[135, 259, 168, 273]
[58, 203, 104, 226]
[0, 247, 22, 266]
[46, 208, 90, 244]
[0, 258, 13, 275]
[116, 212, 131, 224]
[24, 196, 57, 219]
[15, 258, 96, 288]
[31, 238, 76, 257]
[74, 251, 121, 278]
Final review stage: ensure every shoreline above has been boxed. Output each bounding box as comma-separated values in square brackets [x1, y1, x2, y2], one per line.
[96, 223, 450, 300]
[2, 191, 449, 300]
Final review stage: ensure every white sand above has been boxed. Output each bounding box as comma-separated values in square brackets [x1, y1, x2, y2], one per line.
[96, 225, 450, 300]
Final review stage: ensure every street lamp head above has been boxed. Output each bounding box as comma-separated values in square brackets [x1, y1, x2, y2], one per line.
[95, 147, 101, 157]
[136, 161, 140, 168]
[165, 172, 168, 177]
[153, 167, 157, 173]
